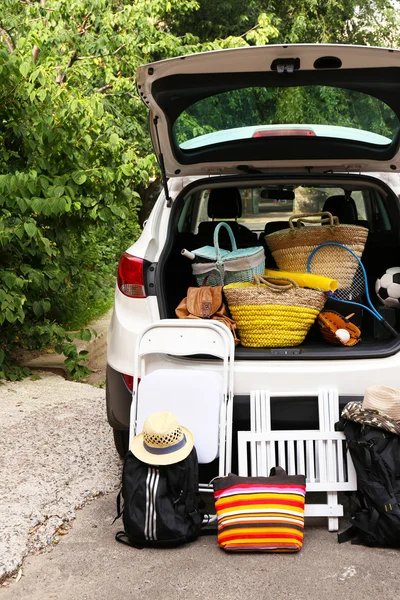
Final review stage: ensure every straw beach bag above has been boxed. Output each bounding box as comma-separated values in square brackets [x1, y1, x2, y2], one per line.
[265, 212, 368, 288]
[224, 275, 326, 347]
[189, 222, 265, 286]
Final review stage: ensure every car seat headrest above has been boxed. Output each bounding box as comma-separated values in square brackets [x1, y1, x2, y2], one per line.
[322, 194, 358, 224]
[208, 188, 242, 219]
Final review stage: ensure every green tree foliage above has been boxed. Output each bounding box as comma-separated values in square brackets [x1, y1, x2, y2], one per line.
[0, 0, 205, 380]
[169, 0, 396, 45]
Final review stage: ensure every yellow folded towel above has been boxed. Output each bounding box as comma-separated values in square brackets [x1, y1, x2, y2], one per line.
[264, 269, 338, 292]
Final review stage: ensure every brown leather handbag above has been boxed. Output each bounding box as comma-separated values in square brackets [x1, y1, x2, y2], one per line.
[175, 283, 240, 345]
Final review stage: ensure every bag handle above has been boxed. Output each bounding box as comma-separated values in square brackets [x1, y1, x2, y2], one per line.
[213, 222, 237, 263]
[269, 466, 288, 477]
[253, 274, 299, 291]
[289, 212, 339, 229]
[201, 273, 220, 287]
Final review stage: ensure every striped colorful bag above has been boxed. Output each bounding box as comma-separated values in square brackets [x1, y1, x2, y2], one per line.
[213, 467, 306, 552]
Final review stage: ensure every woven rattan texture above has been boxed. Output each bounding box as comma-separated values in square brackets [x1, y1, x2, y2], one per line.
[143, 428, 183, 448]
[224, 284, 326, 310]
[265, 224, 368, 252]
[227, 304, 321, 347]
[265, 225, 368, 289]
[224, 280, 326, 347]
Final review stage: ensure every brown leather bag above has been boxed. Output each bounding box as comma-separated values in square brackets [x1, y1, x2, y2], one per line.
[175, 284, 240, 345]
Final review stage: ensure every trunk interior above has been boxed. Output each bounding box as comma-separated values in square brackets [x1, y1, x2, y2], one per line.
[157, 174, 400, 359]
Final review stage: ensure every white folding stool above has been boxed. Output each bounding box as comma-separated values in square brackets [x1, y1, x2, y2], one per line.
[237, 388, 357, 531]
[130, 319, 235, 482]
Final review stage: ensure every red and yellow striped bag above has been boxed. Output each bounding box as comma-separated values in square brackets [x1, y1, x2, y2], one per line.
[213, 467, 306, 552]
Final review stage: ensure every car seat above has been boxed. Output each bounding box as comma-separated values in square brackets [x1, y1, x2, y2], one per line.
[322, 194, 358, 224]
[197, 188, 258, 246]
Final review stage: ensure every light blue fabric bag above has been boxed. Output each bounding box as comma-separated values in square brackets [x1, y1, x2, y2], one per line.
[189, 222, 265, 286]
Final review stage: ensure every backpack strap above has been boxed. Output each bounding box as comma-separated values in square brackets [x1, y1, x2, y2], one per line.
[393, 436, 400, 479]
[112, 490, 124, 524]
[185, 492, 205, 526]
[115, 531, 144, 549]
[338, 509, 379, 545]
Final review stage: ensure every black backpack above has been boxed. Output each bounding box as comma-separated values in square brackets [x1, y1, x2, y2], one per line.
[336, 417, 400, 547]
[115, 447, 206, 548]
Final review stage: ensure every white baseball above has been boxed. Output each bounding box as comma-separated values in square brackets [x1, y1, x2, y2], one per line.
[335, 328, 351, 343]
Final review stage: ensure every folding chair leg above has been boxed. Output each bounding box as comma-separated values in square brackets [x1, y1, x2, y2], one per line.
[327, 492, 340, 532]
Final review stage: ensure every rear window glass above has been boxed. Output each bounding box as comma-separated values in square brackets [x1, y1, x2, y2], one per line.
[190, 184, 391, 234]
[174, 86, 399, 149]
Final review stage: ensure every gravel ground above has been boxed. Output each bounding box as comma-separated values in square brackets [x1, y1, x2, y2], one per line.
[0, 371, 121, 583]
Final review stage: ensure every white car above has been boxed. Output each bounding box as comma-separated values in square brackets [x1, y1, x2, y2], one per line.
[106, 44, 400, 457]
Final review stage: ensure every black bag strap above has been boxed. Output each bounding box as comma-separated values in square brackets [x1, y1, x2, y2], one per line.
[269, 466, 288, 477]
[338, 509, 379, 545]
[115, 531, 144, 549]
[393, 436, 400, 478]
[338, 525, 358, 544]
[112, 490, 123, 524]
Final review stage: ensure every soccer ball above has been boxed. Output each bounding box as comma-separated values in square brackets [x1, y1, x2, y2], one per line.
[375, 267, 400, 309]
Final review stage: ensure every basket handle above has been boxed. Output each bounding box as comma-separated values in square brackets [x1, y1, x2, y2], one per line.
[201, 273, 220, 287]
[289, 212, 339, 229]
[213, 222, 237, 262]
[253, 274, 299, 291]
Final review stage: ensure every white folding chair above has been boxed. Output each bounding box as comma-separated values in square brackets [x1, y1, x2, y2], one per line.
[237, 388, 357, 531]
[130, 319, 235, 479]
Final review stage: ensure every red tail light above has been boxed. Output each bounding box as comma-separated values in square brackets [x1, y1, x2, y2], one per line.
[122, 374, 140, 391]
[122, 374, 134, 390]
[253, 129, 316, 138]
[117, 253, 146, 298]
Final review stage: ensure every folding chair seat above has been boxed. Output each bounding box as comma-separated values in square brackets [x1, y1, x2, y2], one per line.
[136, 369, 223, 465]
[130, 320, 235, 479]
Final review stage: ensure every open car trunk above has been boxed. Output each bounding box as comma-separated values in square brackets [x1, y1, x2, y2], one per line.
[155, 173, 400, 360]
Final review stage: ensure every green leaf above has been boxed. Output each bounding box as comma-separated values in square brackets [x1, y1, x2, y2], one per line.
[0, 349, 4, 365]
[24, 222, 37, 238]
[2, 272, 15, 289]
[48, 279, 60, 291]
[71, 172, 87, 185]
[120, 164, 134, 176]
[53, 186, 65, 198]
[80, 329, 92, 342]
[5, 309, 17, 323]
[19, 62, 30, 78]
[31, 198, 45, 213]
[32, 301, 43, 318]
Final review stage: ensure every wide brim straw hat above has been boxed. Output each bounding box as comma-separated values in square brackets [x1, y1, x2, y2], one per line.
[341, 385, 400, 435]
[131, 411, 194, 466]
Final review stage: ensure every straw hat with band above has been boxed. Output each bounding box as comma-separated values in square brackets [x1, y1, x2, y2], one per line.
[131, 412, 194, 466]
[341, 385, 400, 436]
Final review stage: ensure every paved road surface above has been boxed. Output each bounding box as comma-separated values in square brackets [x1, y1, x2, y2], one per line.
[2, 493, 400, 600]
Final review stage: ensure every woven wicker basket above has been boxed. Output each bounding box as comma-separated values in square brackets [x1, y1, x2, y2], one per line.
[191, 222, 265, 286]
[265, 212, 368, 289]
[223, 275, 326, 348]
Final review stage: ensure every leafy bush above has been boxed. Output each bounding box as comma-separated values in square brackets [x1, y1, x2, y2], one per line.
[0, 0, 195, 379]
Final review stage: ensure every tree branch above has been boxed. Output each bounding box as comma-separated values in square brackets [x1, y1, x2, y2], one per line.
[98, 84, 113, 93]
[32, 0, 47, 63]
[0, 26, 15, 53]
[56, 51, 78, 84]
[76, 45, 126, 61]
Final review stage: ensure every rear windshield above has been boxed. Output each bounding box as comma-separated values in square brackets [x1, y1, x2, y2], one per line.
[182, 183, 392, 235]
[174, 86, 399, 150]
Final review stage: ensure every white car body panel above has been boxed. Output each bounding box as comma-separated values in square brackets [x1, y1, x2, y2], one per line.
[137, 44, 400, 177]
